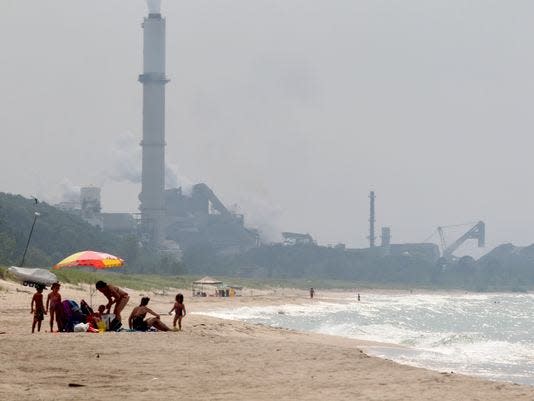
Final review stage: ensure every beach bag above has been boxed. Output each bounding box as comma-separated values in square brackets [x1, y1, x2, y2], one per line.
[73, 323, 89, 332]
[101, 313, 116, 330]
[109, 318, 122, 332]
[80, 300, 94, 317]
[62, 300, 84, 332]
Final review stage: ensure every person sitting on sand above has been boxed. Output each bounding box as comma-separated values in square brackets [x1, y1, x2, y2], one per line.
[30, 286, 46, 333]
[46, 283, 63, 332]
[168, 293, 187, 331]
[95, 281, 130, 322]
[129, 297, 170, 332]
[94, 304, 106, 319]
[87, 305, 106, 329]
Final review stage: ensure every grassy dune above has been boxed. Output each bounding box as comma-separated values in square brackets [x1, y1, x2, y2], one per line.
[0, 265, 375, 291]
[0, 266, 194, 291]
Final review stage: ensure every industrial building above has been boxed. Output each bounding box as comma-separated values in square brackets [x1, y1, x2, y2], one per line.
[282, 232, 316, 246]
[165, 184, 259, 255]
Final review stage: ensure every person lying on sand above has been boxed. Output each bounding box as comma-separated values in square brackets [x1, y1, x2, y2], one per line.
[129, 297, 170, 332]
[95, 281, 129, 322]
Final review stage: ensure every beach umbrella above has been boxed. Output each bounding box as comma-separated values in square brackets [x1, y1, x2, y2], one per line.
[53, 250, 125, 270]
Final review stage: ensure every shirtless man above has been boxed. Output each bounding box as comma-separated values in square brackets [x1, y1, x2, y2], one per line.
[129, 297, 170, 332]
[95, 281, 130, 322]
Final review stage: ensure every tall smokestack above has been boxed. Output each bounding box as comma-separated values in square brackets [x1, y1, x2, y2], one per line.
[369, 191, 376, 248]
[138, 0, 168, 246]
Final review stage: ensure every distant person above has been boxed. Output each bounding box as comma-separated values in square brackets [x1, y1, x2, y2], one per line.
[46, 283, 63, 332]
[310, 287, 315, 299]
[129, 297, 170, 332]
[30, 286, 46, 333]
[357, 293, 361, 302]
[95, 281, 130, 322]
[168, 293, 187, 331]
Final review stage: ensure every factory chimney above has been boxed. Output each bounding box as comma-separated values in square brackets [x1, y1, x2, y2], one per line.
[138, 0, 168, 246]
[368, 191, 376, 248]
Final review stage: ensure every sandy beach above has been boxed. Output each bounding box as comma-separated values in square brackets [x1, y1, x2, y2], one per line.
[1, 280, 533, 401]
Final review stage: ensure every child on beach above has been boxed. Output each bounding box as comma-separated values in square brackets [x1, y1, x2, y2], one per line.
[87, 305, 106, 329]
[46, 283, 62, 332]
[95, 304, 106, 319]
[30, 286, 46, 333]
[168, 293, 186, 331]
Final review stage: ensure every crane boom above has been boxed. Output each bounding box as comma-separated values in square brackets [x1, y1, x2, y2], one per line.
[442, 221, 485, 259]
[437, 226, 447, 252]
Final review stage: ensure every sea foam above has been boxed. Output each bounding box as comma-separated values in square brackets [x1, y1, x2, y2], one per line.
[196, 292, 534, 385]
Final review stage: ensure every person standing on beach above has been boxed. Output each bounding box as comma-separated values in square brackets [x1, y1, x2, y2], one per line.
[95, 281, 130, 322]
[46, 283, 63, 332]
[168, 293, 186, 331]
[30, 286, 46, 333]
[310, 287, 315, 299]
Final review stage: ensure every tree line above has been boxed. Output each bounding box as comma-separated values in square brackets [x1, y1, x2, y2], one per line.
[0, 193, 184, 275]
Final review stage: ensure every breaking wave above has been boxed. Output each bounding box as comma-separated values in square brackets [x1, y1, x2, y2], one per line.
[197, 292, 534, 385]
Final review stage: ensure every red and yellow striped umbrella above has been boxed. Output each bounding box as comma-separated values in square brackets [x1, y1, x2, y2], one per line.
[53, 250, 124, 270]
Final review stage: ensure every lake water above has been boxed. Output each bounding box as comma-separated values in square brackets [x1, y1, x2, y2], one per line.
[197, 292, 534, 385]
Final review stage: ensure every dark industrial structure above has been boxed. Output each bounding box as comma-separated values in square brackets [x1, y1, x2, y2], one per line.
[164, 184, 259, 255]
[282, 232, 316, 246]
[369, 191, 376, 248]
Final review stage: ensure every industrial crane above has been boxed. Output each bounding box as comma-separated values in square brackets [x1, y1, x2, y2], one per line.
[435, 221, 485, 259]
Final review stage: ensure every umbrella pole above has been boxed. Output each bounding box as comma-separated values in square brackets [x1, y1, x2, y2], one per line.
[90, 285, 95, 309]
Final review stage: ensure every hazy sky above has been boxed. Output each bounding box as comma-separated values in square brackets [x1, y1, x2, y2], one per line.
[1, 0, 534, 255]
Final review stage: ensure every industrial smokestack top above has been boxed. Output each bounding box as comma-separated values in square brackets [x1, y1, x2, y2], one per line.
[147, 0, 162, 14]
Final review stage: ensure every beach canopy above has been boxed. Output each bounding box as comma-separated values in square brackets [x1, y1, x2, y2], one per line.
[8, 266, 58, 286]
[53, 250, 124, 270]
[193, 276, 223, 285]
[192, 276, 224, 297]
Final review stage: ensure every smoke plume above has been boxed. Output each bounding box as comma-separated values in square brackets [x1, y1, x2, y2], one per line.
[165, 162, 194, 195]
[231, 194, 284, 243]
[109, 130, 194, 195]
[109, 131, 142, 184]
[36, 178, 81, 206]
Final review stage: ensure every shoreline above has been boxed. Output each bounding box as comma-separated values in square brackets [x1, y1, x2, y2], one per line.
[2, 279, 534, 400]
[193, 290, 534, 387]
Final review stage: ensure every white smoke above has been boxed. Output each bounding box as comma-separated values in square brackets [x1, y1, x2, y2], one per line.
[146, 0, 162, 14]
[59, 179, 82, 203]
[109, 131, 142, 184]
[165, 162, 194, 195]
[36, 178, 81, 206]
[232, 194, 284, 243]
[108, 130, 195, 196]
